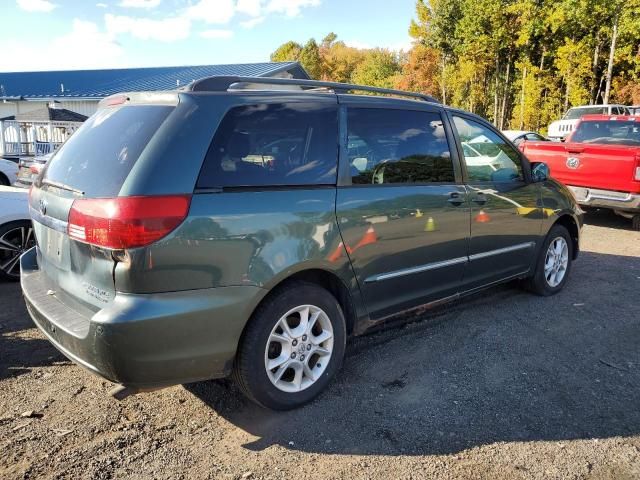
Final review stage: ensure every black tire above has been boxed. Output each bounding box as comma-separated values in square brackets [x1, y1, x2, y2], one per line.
[632, 215, 640, 232]
[0, 173, 10, 186]
[523, 224, 573, 296]
[0, 220, 35, 282]
[233, 282, 346, 410]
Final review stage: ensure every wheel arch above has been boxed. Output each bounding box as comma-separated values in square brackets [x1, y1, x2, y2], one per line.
[552, 214, 580, 259]
[243, 268, 358, 342]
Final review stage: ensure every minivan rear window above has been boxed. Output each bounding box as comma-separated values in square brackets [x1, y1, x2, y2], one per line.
[43, 105, 172, 197]
[197, 103, 338, 188]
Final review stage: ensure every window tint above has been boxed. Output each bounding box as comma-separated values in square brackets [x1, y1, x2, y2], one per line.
[452, 116, 524, 182]
[346, 108, 455, 185]
[564, 107, 607, 120]
[525, 133, 545, 141]
[511, 136, 525, 146]
[571, 120, 640, 146]
[197, 103, 338, 188]
[43, 105, 173, 197]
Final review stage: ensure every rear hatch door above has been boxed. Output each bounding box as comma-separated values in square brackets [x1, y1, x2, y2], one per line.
[558, 143, 640, 192]
[30, 101, 175, 311]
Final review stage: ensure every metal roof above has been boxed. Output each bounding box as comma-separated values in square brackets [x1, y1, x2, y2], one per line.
[0, 106, 88, 122]
[0, 62, 308, 100]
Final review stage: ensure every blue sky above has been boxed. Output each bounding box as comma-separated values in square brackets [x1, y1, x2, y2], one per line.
[3, 0, 416, 72]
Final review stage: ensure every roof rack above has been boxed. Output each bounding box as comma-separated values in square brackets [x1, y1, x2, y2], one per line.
[185, 76, 440, 104]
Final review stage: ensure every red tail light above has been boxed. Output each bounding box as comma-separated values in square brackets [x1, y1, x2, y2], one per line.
[67, 195, 191, 249]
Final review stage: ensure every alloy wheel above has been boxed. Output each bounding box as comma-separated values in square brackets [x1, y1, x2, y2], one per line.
[544, 236, 569, 288]
[264, 304, 334, 393]
[0, 224, 34, 279]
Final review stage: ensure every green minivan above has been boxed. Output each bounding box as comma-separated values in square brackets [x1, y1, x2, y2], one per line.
[21, 77, 582, 410]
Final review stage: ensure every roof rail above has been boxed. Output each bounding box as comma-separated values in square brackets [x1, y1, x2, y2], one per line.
[185, 76, 440, 104]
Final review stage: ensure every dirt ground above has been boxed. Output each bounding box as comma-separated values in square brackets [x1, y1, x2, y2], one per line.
[1, 209, 639, 480]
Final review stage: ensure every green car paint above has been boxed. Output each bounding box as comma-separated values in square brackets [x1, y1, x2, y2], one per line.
[21, 84, 582, 393]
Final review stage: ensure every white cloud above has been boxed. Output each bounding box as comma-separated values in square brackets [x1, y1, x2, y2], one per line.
[265, 0, 320, 17]
[389, 39, 413, 52]
[3, 19, 124, 72]
[96, 2, 108, 7]
[16, 0, 57, 12]
[236, 0, 262, 16]
[199, 29, 233, 39]
[240, 16, 264, 28]
[118, 0, 161, 8]
[184, 0, 235, 24]
[105, 13, 191, 41]
[344, 40, 372, 50]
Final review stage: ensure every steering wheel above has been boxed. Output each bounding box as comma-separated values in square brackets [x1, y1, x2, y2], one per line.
[371, 161, 389, 184]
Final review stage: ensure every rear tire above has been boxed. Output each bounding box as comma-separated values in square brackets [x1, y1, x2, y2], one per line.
[233, 282, 346, 410]
[632, 215, 640, 232]
[0, 220, 35, 282]
[523, 224, 573, 296]
[0, 173, 10, 186]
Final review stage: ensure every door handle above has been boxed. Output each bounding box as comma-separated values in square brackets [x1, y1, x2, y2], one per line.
[447, 192, 465, 206]
[472, 193, 487, 205]
[565, 147, 584, 154]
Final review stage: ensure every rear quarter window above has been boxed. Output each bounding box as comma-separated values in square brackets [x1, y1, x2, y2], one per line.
[43, 105, 173, 197]
[197, 103, 338, 188]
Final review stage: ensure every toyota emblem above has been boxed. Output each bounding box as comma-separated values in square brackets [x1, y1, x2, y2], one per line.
[566, 157, 580, 169]
[39, 198, 48, 216]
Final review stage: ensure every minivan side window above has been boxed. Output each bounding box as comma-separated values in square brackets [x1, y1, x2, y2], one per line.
[346, 108, 455, 185]
[197, 103, 338, 188]
[452, 116, 524, 182]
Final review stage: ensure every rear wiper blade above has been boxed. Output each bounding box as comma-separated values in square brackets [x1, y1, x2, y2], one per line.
[42, 179, 85, 195]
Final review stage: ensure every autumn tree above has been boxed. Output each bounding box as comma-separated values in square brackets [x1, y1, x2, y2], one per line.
[270, 0, 640, 131]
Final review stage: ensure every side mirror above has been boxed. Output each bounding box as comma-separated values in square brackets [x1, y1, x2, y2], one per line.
[531, 162, 549, 182]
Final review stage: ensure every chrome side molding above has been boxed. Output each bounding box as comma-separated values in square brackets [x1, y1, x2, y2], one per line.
[365, 241, 535, 283]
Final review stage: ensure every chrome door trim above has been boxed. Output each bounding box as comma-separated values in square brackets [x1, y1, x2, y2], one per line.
[30, 206, 68, 233]
[364, 256, 469, 283]
[468, 241, 535, 262]
[364, 241, 536, 283]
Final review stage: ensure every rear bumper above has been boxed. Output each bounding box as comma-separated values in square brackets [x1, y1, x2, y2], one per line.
[20, 247, 266, 389]
[568, 185, 640, 212]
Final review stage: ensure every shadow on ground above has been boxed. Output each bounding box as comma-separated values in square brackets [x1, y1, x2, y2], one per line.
[0, 282, 67, 381]
[187, 249, 640, 455]
[583, 208, 636, 231]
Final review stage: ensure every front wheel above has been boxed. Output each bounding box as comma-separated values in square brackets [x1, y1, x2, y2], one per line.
[233, 282, 346, 410]
[523, 224, 573, 296]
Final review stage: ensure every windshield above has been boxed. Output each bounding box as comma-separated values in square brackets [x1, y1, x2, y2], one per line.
[563, 107, 607, 120]
[42, 105, 173, 197]
[571, 120, 640, 146]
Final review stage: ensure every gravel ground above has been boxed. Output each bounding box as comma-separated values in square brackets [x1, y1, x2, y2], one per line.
[1, 209, 639, 480]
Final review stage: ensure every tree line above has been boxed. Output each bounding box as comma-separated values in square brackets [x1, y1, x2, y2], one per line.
[271, 0, 640, 133]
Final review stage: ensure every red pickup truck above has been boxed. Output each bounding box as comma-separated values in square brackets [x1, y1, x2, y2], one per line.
[522, 115, 640, 230]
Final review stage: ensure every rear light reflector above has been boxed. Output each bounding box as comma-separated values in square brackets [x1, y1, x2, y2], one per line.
[635, 166, 640, 181]
[67, 195, 191, 249]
